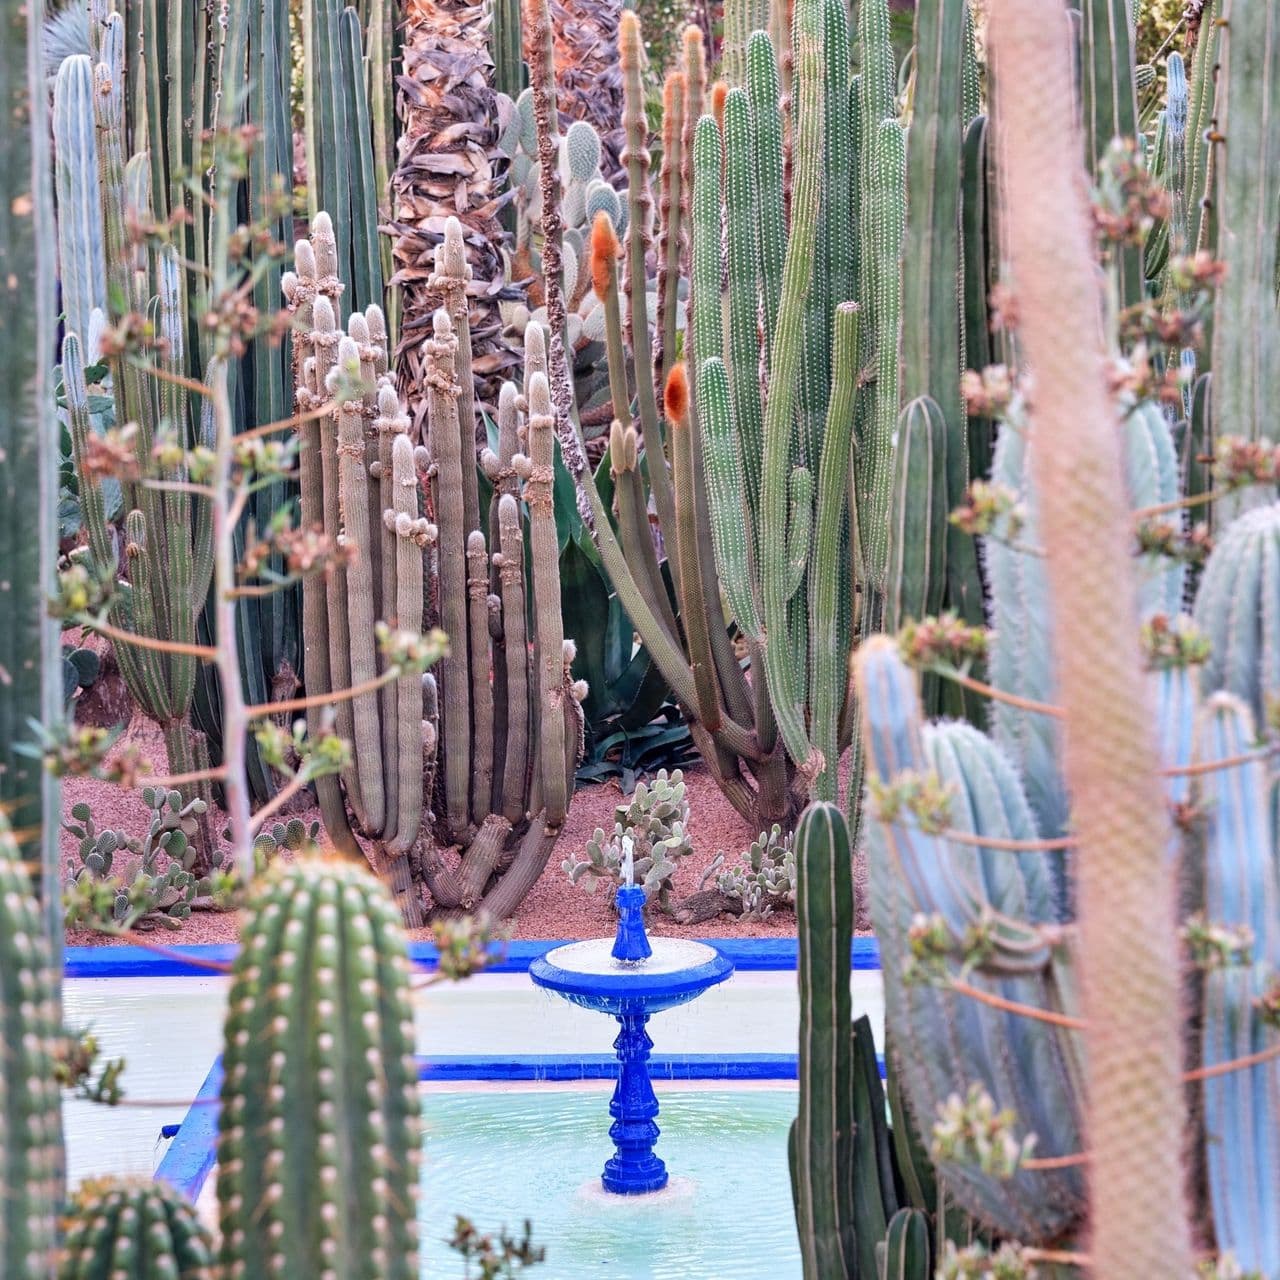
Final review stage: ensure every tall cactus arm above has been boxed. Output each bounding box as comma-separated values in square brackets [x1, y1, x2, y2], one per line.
[1211, 0, 1280, 453]
[466, 529, 495, 825]
[523, 372, 570, 829]
[329, 335, 386, 836]
[760, 0, 823, 778]
[1080, 0, 1144, 310]
[425, 308, 473, 841]
[988, 0, 1195, 1270]
[1185, 0, 1220, 257]
[387, 422, 431, 859]
[723, 87, 766, 535]
[495, 493, 531, 825]
[747, 33, 786, 366]
[655, 69, 686, 397]
[790, 802, 857, 1278]
[1197, 693, 1280, 1277]
[809, 305, 860, 804]
[700, 356, 763, 642]
[883, 397, 949, 637]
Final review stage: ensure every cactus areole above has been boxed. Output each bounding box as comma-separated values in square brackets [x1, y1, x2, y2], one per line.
[530, 914, 733, 1193]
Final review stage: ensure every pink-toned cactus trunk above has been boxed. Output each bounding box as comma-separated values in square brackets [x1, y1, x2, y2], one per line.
[987, 0, 1195, 1273]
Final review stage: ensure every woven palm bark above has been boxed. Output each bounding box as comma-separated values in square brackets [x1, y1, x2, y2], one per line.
[391, 0, 519, 423]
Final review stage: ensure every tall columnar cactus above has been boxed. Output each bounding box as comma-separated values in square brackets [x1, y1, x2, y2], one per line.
[1079, 0, 1143, 310]
[0, 815, 63, 1279]
[1195, 693, 1280, 1277]
[2, 0, 60, 918]
[217, 859, 419, 1280]
[1193, 502, 1280, 725]
[1211, 0, 1280, 458]
[789, 801, 902, 1280]
[289, 216, 583, 922]
[987, 0, 1194, 1268]
[899, 0, 982, 646]
[60, 1179, 215, 1280]
[790, 802, 857, 1278]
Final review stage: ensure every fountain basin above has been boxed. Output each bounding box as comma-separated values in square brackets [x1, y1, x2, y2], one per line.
[529, 938, 734, 1016]
[530, 936, 735, 1195]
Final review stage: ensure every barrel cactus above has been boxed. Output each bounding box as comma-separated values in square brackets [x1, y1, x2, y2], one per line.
[0, 813, 63, 1279]
[59, 1178, 214, 1280]
[217, 858, 420, 1280]
[1193, 502, 1280, 727]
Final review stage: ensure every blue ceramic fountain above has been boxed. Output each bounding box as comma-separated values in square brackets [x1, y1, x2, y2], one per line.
[529, 840, 734, 1194]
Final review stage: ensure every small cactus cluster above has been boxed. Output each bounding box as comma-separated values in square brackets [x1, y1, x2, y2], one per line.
[216, 857, 421, 1279]
[58, 1178, 215, 1280]
[564, 769, 692, 909]
[284, 214, 585, 922]
[62, 790, 217, 931]
[698, 824, 795, 920]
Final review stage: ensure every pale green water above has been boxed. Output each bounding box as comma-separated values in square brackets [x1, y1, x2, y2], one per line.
[420, 1087, 802, 1279]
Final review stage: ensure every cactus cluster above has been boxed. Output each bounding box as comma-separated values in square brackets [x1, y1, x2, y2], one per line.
[285, 214, 584, 922]
[63, 790, 217, 931]
[699, 824, 795, 920]
[563, 768, 692, 908]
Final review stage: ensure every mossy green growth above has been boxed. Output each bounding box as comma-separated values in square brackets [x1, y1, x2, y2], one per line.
[216, 858, 420, 1280]
[59, 1178, 215, 1280]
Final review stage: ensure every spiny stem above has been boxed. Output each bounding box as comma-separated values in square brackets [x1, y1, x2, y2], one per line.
[948, 978, 1087, 1029]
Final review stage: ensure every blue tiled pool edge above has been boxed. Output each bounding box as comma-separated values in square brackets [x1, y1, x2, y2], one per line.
[157, 1052, 889, 1204]
[66, 937, 882, 978]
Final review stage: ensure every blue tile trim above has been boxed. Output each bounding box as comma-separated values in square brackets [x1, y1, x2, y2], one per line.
[154, 1058, 222, 1203]
[67, 936, 881, 978]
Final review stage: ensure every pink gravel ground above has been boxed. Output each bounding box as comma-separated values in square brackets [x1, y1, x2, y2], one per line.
[61, 709, 809, 947]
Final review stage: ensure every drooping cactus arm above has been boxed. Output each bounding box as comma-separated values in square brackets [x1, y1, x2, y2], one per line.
[988, 0, 1195, 1269]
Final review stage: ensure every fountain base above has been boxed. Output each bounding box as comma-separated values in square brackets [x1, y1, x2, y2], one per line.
[602, 1007, 666, 1194]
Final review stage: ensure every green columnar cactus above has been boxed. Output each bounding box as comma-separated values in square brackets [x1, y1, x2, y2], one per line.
[217, 858, 419, 1280]
[1211, 0, 1280, 457]
[60, 1178, 215, 1279]
[1185, 0, 1221, 258]
[1080, 0, 1143, 310]
[899, 0, 986, 667]
[292, 216, 583, 920]
[790, 802, 858, 1278]
[1195, 693, 1280, 1277]
[879, 1209, 929, 1280]
[2, 0, 60, 920]
[1193, 503, 1280, 725]
[0, 814, 63, 1279]
[862, 118, 906, 594]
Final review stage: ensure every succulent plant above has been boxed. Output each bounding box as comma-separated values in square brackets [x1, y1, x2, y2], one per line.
[563, 768, 692, 909]
[62, 789, 218, 931]
[59, 1177, 215, 1280]
[698, 825, 795, 920]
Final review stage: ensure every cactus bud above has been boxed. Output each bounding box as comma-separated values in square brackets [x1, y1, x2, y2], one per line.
[664, 361, 690, 423]
[590, 210, 620, 300]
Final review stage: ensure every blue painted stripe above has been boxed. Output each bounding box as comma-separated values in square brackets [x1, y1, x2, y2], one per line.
[154, 1058, 222, 1203]
[67, 936, 882, 978]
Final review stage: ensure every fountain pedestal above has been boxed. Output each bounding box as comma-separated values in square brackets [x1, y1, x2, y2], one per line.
[529, 884, 733, 1196]
[605, 1007, 665, 1193]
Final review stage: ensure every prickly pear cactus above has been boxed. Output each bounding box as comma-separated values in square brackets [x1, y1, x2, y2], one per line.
[563, 769, 693, 908]
[217, 859, 420, 1280]
[59, 1178, 215, 1279]
[0, 813, 63, 1279]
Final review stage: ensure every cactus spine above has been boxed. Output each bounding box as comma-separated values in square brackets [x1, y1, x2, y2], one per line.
[217, 859, 420, 1280]
[0, 815, 63, 1279]
[60, 1179, 215, 1280]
